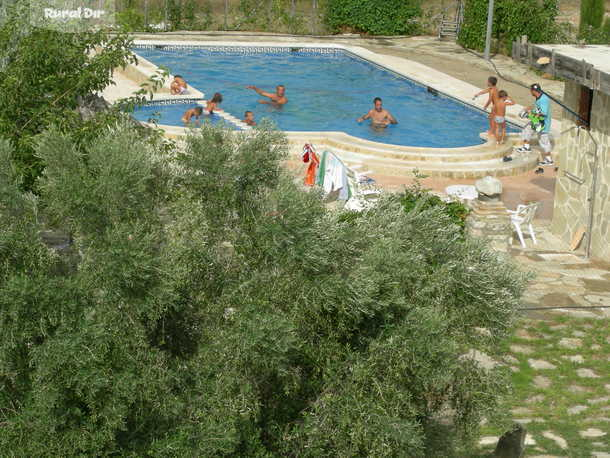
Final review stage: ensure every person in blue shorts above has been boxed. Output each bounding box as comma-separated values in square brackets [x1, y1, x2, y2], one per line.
[516, 83, 554, 166]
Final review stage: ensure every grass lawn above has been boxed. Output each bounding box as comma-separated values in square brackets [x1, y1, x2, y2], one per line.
[478, 314, 609, 457]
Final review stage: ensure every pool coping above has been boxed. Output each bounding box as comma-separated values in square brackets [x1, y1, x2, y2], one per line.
[127, 39, 530, 153]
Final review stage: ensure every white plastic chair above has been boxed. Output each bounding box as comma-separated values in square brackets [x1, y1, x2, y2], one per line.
[507, 202, 540, 248]
[344, 163, 381, 212]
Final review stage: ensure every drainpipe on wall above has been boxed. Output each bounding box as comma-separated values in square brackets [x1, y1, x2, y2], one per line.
[584, 128, 599, 259]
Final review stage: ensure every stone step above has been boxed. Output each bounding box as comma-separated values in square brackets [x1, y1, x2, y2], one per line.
[289, 136, 514, 163]
[323, 147, 539, 179]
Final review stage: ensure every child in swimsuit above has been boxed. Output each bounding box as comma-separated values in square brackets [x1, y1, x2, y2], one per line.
[205, 93, 223, 114]
[171, 75, 188, 95]
[495, 90, 515, 146]
[181, 106, 203, 124]
[243, 110, 256, 126]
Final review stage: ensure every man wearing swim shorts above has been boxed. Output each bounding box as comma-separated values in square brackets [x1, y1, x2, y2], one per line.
[246, 85, 287, 106]
[516, 83, 553, 166]
[357, 97, 397, 127]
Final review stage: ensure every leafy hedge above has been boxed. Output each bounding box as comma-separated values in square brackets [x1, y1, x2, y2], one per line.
[325, 0, 422, 35]
[579, 0, 610, 44]
[579, 0, 605, 31]
[458, 0, 560, 53]
[399, 182, 470, 232]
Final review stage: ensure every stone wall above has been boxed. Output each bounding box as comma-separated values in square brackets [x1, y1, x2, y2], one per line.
[551, 81, 610, 260]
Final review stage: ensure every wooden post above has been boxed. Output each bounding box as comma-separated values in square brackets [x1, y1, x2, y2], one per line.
[550, 49, 556, 76]
[527, 43, 532, 66]
[512, 41, 519, 61]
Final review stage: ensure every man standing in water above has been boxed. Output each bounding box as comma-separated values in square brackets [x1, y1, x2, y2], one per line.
[246, 84, 288, 107]
[357, 97, 397, 127]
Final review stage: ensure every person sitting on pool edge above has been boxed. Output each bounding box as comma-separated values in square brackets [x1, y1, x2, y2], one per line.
[181, 106, 203, 124]
[246, 84, 287, 107]
[357, 97, 397, 127]
[243, 110, 256, 126]
[205, 93, 223, 114]
[171, 75, 188, 95]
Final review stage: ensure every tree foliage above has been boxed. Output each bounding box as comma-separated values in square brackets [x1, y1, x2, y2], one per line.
[0, 121, 527, 455]
[325, 0, 422, 36]
[0, 0, 136, 189]
[459, 0, 560, 52]
[578, 0, 610, 43]
[579, 0, 605, 31]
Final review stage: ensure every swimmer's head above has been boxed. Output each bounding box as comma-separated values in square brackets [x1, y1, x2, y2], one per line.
[276, 85, 286, 96]
[487, 76, 497, 87]
[244, 110, 254, 120]
[195, 107, 203, 115]
[373, 97, 382, 111]
[211, 92, 223, 104]
[499, 90, 508, 98]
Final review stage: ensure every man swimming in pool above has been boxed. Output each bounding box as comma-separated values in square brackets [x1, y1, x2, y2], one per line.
[246, 84, 287, 106]
[181, 106, 203, 124]
[357, 97, 397, 127]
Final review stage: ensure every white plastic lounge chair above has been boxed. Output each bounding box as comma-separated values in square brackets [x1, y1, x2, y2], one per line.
[344, 165, 381, 212]
[507, 202, 540, 248]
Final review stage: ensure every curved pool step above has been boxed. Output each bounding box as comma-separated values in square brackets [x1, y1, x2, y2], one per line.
[287, 134, 514, 164]
[310, 146, 539, 179]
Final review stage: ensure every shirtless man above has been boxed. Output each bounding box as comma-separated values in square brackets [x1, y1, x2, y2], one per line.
[181, 106, 203, 124]
[357, 97, 397, 127]
[473, 76, 499, 138]
[246, 84, 287, 106]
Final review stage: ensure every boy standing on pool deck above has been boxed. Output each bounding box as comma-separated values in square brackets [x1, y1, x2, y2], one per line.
[473, 76, 499, 138]
[495, 90, 515, 151]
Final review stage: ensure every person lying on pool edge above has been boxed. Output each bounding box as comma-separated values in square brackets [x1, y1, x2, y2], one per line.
[357, 97, 397, 128]
[246, 84, 287, 107]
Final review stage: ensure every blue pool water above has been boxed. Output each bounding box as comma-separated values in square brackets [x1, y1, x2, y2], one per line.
[131, 103, 232, 128]
[134, 46, 517, 148]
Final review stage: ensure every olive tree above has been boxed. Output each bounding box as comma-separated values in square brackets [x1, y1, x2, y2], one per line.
[0, 121, 527, 456]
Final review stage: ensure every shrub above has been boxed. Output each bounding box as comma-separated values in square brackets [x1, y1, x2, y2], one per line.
[325, 0, 422, 36]
[115, 8, 145, 31]
[0, 0, 136, 190]
[398, 179, 470, 232]
[459, 0, 560, 53]
[0, 121, 527, 455]
[579, 0, 605, 32]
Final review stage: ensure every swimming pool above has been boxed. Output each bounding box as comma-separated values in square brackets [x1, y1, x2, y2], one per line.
[131, 100, 234, 128]
[134, 45, 517, 148]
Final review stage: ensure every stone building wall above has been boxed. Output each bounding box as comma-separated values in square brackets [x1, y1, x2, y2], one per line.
[550, 81, 610, 260]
